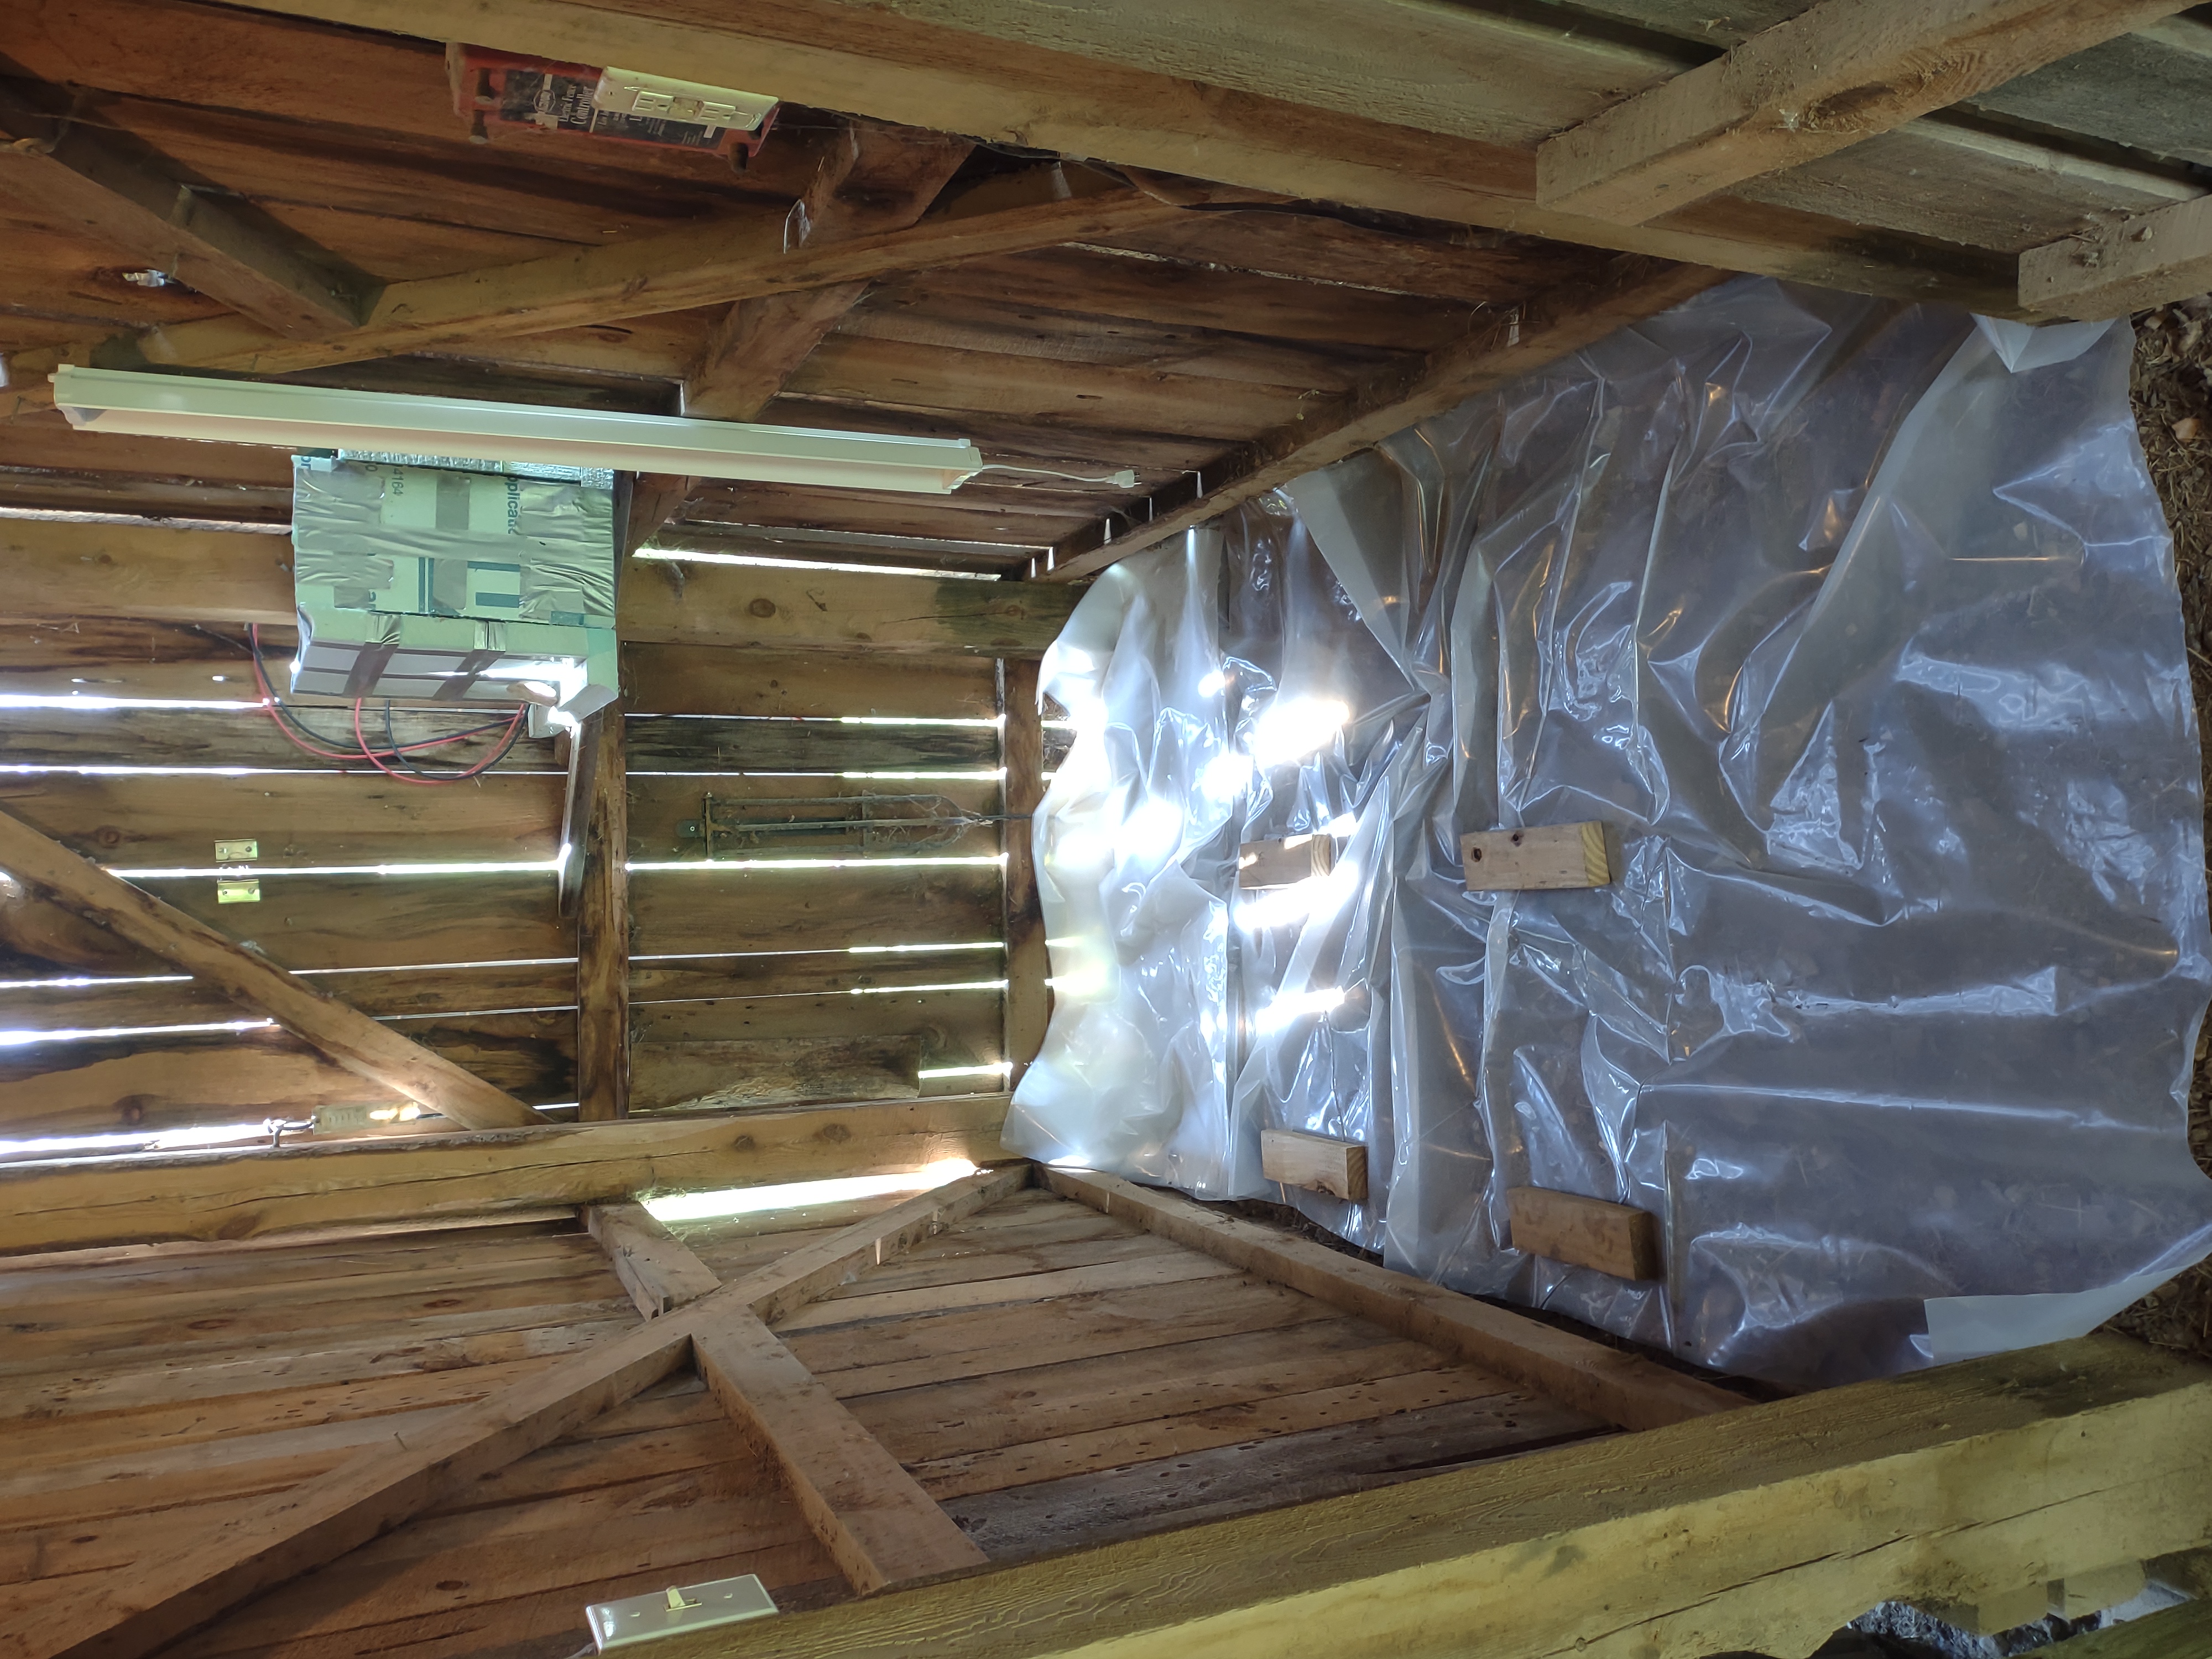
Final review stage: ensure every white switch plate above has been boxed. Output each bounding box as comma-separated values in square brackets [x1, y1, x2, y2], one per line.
[592, 69, 778, 133]
[586, 1575, 778, 1651]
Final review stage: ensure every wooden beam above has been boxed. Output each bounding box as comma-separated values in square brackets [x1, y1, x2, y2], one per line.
[213, 0, 2023, 308]
[1042, 256, 1726, 582]
[0, 805, 542, 1131]
[0, 76, 367, 338]
[1044, 1167, 1744, 1432]
[2042, 1599, 2212, 1659]
[0, 1094, 1013, 1255]
[15, 1166, 1025, 1659]
[1, 185, 1201, 419]
[0, 519, 1079, 656]
[687, 120, 975, 420]
[2021, 193, 2212, 317]
[1533, 0, 2195, 225]
[997, 657, 1049, 1086]
[586, 1200, 722, 1316]
[697, 1309, 990, 1592]
[575, 705, 630, 1123]
[599, 1336, 2212, 1659]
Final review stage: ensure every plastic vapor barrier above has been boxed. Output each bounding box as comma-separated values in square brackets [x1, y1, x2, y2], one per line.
[1006, 277, 2212, 1387]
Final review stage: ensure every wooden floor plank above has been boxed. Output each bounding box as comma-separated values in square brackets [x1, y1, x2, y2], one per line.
[775, 1253, 1239, 1333]
[787, 1276, 1343, 1397]
[943, 1395, 1611, 1563]
[816, 1230, 1180, 1300]
[847, 1317, 1459, 1462]
[911, 1368, 1536, 1499]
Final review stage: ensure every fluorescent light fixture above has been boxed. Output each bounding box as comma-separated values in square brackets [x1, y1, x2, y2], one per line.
[51, 368, 985, 495]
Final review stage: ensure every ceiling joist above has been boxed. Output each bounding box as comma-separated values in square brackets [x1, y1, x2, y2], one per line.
[1533, 0, 2198, 225]
[2022, 191, 2212, 315]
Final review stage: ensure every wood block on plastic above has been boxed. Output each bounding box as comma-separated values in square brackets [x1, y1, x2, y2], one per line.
[1506, 1186, 1661, 1280]
[2052, 1561, 2147, 1619]
[1261, 1129, 1368, 1202]
[1462, 822, 1609, 891]
[1239, 834, 1334, 888]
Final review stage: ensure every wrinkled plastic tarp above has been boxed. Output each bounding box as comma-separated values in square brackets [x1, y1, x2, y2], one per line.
[1005, 278, 2212, 1388]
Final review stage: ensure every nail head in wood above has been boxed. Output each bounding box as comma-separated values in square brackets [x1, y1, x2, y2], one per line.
[1462, 821, 1610, 891]
[1260, 1129, 1368, 1203]
[1506, 1186, 1662, 1281]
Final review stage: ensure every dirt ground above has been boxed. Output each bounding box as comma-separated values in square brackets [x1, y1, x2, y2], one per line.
[2106, 295, 2212, 1363]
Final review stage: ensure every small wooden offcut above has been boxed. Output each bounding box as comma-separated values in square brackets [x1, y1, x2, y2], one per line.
[1462, 822, 1611, 891]
[1506, 1186, 1663, 1281]
[1238, 834, 1335, 888]
[1261, 1129, 1368, 1202]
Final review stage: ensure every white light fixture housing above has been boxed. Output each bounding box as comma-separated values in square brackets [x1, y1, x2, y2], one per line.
[50, 367, 985, 495]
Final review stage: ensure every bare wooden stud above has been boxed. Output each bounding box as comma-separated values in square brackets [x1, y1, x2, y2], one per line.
[0, 806, 541, 1130]
[586, 1201, 722, 1316]
[1045, 1167, 1743, 1431]
[1238, 834, 1335, 889]
[1533, 0, 2195, 225]
[999, 658, 1051, 1086]
[1261, 1129, 1368, 1202]
[1506, 1186, 1663, 1281]
[11, 1166, 1027, 1659]
[575, 705, 630, 1122]
[697, 1310, 989, 1593]
[1462, 822, 1610, 892]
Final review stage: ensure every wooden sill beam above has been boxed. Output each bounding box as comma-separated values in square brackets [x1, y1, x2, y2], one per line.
[18, 1166, 1024, 1659]
[0, 1094, 1013, 1255]
[1, 184, 1201, 420]
[1044, 1167, 1743, 1432]
[686, 120, 975, 420]
[632, 1335, 2212, 1659]
[1535, 0, 2197, 225]
[2021, 192, 2212, 317]
[0, 76, 367, 338]
[0, 805, 542, 1130]
[1041, 256, 1726, 583]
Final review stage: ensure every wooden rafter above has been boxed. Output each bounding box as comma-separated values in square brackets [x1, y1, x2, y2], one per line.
[624, 1335, 2212, 1659]
[1533, 0, 2197, 225]
[16, 1166, 1022, 1659]
[211, 0, 2021, 308]
[1046, 1168, 1744, 1432]
[0, 186, 1206, 419]
[0, 806, 543, 1130]
[2021, 192, 2212, 316]
[1041, 255, 1728, 583]
[686, 120, 976, 420]
[0, 72, 367, 337]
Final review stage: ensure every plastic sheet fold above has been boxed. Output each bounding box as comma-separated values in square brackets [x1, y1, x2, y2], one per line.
[1006, 277, 2212, 1387]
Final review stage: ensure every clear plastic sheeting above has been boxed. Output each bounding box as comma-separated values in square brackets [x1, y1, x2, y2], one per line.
[1009, 276, 2212, 1388]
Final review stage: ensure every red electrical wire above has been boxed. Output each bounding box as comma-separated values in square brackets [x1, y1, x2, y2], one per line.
[247, 624, 526, 781]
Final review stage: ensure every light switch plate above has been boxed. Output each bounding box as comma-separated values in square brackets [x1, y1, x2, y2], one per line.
[586, 1575, 778, 1651]
[592, 68, 778, 132]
